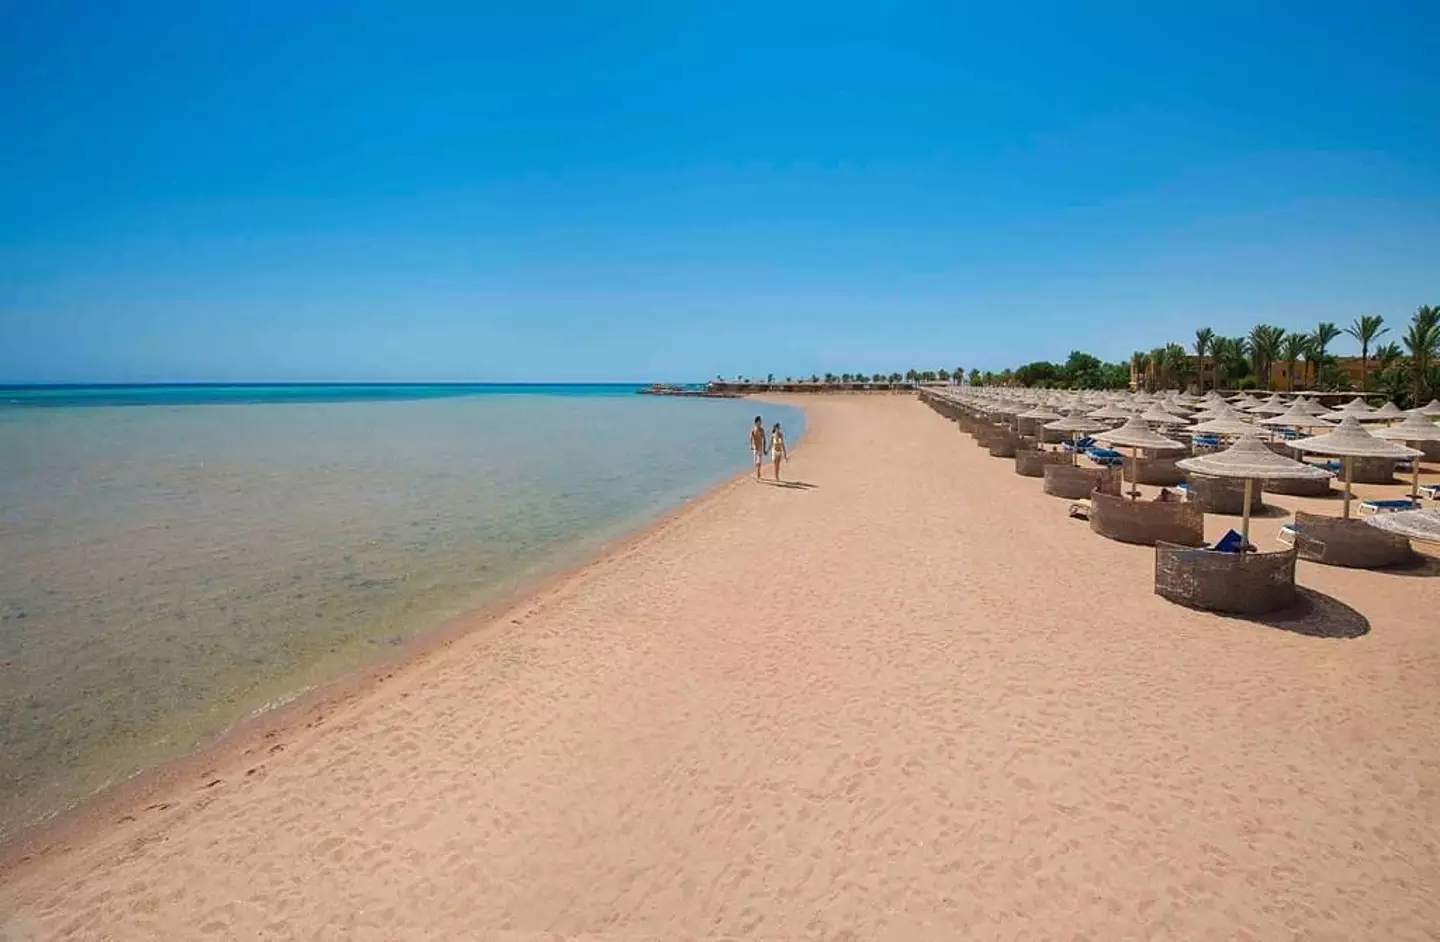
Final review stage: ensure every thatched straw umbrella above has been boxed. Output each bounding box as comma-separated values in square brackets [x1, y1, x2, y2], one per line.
[1086, 403, 1134, 423]
[1096, 415, 1187, 500]
[1176, 435, 1331, 551]
[1188, 412, 1258, 438]
[1140, 405, 1192, 427]
[1365, 508, 1440, 543]
[1374, 411, 1440, 501]
[1291, 415, 1422, 518]
[1372, 401, 1405, 420]
[1044, 413, 1105, 465]
[1414, 399, 1440, 417]
[1247, 399, 1290, 415]
[1336, 396, 1376, 415]
[1257, 401, 1335, 431]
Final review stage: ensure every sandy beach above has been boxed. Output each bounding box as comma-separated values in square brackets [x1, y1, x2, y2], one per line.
[3, 393, 1439, 940]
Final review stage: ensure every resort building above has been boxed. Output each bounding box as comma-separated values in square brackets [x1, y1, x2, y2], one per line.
[1130, 354, 1369, 392]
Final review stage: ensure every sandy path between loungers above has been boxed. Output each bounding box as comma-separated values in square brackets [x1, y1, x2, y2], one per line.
[3, 394, 1439, 940]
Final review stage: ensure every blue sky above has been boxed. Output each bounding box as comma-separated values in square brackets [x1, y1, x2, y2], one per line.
[2, 1, 1437, 382]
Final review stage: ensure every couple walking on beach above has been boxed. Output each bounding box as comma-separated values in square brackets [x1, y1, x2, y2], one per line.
[750, 416, 788, 482]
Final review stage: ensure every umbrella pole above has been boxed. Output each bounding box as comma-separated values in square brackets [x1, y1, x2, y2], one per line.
[1342, 456, 1353, 519]
[1241, 477, 1253, 554]
[1413, 443, 1421, 502]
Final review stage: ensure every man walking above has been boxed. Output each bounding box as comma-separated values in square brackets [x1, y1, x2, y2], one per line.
[749, 416, 767, 481]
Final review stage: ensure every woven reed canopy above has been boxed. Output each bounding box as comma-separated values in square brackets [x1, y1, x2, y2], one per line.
[1176, 434, 1333, 481]
[1374, 411, 1440, 443]
[1372, 401, 1405, 419]
[1017, 405, 1064, 421]
[1291, 415, 1422, 458]
[1086, 403, 1135, 421]
[1415, 399, 1440, 417]
[1095, 416, 1187, 451]
[1140, 406, 1192, 426]
[1044, 413, 1106, 434]
[1365, 509, 1440, 543]
[1336, 396, 1376, 415]
[1257, 403, 1338, 429]
[1188, 411, 1258, 436]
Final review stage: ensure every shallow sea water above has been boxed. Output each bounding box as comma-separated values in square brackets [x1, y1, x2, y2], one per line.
[0, 388, 803, 837]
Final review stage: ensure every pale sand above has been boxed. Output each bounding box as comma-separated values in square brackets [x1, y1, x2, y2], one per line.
[4, 395, 1440, 940]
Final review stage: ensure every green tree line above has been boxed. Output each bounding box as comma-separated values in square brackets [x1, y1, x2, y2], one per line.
[1119, 305, 1438, 406]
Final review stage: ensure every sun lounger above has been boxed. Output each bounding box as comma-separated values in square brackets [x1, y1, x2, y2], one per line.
[1068, 499, 1092, 520]
[1317, 459, 1342, 475]
[1209, 528, 1255, 553]
[1358, 498, 1419, 515]
[1277, 522, 1297, 546]
[1419, 484, 1439, 501]
[1062, 437, 1097, 452]
[1088, 448, 1123, 459]
[1174, 482, 1192, 502]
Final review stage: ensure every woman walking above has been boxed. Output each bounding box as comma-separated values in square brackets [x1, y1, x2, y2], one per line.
[770, 422, 788, 482]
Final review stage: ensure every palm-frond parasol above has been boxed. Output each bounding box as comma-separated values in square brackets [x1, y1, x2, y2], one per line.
[1374, 412, 1440, 500]
[1176, 434, 1331, 550]
[1291, 415, 1422, 517]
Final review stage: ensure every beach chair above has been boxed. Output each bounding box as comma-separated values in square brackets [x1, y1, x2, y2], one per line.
[1277, 521, 1298, 546]
[1068, 499, 1092, 520]
[1357, 498, 1419, 515]
[1418, 484, 1439, 501]
[1280, 428, 1303, 441]
[1317, 459, 1342, 475]
[1174, 482, 1192, 502]
[1209, 529, 1254, 553]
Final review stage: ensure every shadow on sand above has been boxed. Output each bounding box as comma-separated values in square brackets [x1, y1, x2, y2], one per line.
[1380, 553, 1440, 579]
[762, 480, 818, 490]
[1236, 587, 1371, 639]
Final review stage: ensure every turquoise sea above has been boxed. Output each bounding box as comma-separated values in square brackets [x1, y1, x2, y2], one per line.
[0, 385, 804, 838]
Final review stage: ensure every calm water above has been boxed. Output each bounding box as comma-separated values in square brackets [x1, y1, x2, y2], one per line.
[0, 386, 803, 838]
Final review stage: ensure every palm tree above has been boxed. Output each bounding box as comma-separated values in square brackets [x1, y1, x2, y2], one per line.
[1279, 333, 1310, 392]
[1308, 321, 1342, 387]
[1210, 337, 1235, 389]
[1129, 351, 1150, 390]
[1403, 305, 1440, 403]
[1248, 325, 1284, 390]
[1193, 327, 1215, 389]
[1162, 343, 1190, 390]
[1147, 346, 1167, 391]
[1374, 342, 1403, 373]
[937, 368, 951, 382]
[1344, 315, 1388, 392]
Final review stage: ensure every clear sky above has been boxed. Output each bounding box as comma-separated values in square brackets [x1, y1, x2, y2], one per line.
[2, 1, 1437, 383]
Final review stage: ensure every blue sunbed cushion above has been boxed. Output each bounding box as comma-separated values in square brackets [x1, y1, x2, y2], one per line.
[1365, 499, 1417, 510]
[1212, 529, 1246, 553]
[1088, 448, 1123, 459]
